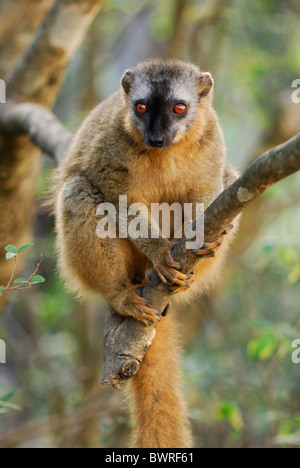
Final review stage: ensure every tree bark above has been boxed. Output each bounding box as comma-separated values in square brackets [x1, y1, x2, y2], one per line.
[0, 0, 44, 44]
[0, 103, 299, 388]
[0, 0, 53, 80]
[7, 0, 102, 106]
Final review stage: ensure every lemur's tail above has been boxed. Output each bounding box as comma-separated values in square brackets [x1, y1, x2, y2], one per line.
[128, 312, 193, 448]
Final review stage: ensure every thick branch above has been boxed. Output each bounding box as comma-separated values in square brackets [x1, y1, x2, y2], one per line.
[0, 103, 73, 163]
[7, 0, 102, 106]
[0, 0, 43, 44]
[102, 132, 300, 388]
[0, 0, 53, 80]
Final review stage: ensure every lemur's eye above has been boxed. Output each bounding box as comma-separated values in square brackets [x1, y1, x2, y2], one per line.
[136, 103, 147, 114]
[174, 103, 187, 115]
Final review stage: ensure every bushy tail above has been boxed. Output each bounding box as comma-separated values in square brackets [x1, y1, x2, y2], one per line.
[128, 313, 193, 448]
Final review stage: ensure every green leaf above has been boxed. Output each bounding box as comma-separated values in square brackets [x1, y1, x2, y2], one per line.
[0, 286, 4, 291]
[248, 331, 277, 361]
[17, 244, 34, 255]
[6, 252, 16, 261]
[0, 389, 19, 403]
[5, 245, 17, 254]
[14, 279, 30, 284]
[30, 275, 45, 284]
[214, 401, 244, 432]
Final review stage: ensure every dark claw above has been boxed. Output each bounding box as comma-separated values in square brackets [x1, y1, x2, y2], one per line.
[162, 303, 170, 317]
[206, 251, 216, 258]
[222, 223, 234, 235]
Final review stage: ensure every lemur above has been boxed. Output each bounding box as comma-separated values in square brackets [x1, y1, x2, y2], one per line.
[52, 59, 238, 448]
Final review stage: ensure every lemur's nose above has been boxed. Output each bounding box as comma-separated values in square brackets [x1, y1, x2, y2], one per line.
[149, 137, 164, 148]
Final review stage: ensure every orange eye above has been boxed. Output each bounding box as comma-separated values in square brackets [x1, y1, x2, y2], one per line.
[174, 103, 187, 115]
[136, 103, 147, 114]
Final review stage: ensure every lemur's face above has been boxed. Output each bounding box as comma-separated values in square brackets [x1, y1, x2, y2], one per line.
[121, 60, 213, 149]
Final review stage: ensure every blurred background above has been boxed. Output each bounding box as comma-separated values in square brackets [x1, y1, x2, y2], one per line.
[0, 0, 300, 448]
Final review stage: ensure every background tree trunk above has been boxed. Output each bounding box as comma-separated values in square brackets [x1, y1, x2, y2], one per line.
[0, 0, 102, 309]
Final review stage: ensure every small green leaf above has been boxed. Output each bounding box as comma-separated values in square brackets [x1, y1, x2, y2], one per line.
[248, 331, 277, 361]
[6, 252, 16, 261]
[30, 275, 45, 284]
[5, 245, 17, 254]
[0, 286, 4, 291]
[14, 279, 30, 284]
[17, 244, 34, 255]
[0, 389, 19, 403]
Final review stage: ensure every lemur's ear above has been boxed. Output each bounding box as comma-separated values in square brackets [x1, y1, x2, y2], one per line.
[121, 69, 135, 94]
[198, 72, 214, 97]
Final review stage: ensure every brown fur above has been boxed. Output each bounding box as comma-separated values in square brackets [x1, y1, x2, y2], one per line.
[128, 314, 193, 448]
[51, 59, 239, 448]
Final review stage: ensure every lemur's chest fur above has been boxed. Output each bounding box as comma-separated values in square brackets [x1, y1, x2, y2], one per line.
[126, 140, 221, 207]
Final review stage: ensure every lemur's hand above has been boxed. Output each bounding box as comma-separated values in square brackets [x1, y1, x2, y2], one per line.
[111, 286, 162, 327]
[152, 247, 191, 288]
[192, 224, 234, 258]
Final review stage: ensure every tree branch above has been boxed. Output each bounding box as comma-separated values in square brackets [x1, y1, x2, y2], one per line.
[0, 103, 73, 163]
[0, 0, 43, 44]
[101, 132, 300, 389]
[0, 103, 299, 389]
[7, 0, 102, 106]
[0, 0, 53, 80]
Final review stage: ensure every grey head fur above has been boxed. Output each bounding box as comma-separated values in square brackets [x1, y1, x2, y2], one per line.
[121, 59, 213, 148]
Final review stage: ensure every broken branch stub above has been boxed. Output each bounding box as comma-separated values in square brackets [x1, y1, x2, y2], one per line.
[101, 308, 156, 390]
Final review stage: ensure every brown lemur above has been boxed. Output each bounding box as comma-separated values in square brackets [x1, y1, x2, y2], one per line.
[52, 59, 239, 448]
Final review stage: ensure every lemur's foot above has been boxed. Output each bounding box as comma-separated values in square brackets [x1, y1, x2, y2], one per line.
[192, 224, 234, 258]
[111, 287, 162, 327]
[153, 248, 191, 288]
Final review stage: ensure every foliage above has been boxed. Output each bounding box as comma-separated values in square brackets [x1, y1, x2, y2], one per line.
[0, 244, 45, 297]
